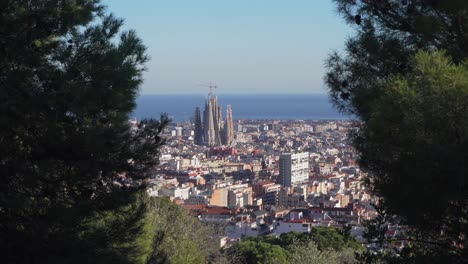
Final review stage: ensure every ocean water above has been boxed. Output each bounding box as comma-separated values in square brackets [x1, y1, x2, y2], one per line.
[131, 94, 348, 122]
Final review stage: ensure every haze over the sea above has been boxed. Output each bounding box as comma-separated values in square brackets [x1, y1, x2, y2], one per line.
[132, 94, 348, 122]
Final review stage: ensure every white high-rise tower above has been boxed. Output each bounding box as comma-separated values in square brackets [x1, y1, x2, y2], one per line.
[279, 152, 309, 187]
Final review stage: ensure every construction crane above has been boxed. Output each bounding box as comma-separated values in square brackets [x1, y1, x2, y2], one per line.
[197, 81, 219, 97]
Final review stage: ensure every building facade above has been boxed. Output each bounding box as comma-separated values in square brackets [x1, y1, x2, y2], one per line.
[278, 152, 309, 187]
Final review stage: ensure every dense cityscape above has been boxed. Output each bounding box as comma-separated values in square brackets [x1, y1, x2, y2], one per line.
[136, 92, 394, 249]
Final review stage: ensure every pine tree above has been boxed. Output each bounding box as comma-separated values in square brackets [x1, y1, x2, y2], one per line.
[326, 0, 468, 261]
[0, 1, 168, 262]
[326, 0, 468, 116]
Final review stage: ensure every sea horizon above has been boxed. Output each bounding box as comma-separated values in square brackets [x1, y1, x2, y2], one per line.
[131, 93, 350, 122]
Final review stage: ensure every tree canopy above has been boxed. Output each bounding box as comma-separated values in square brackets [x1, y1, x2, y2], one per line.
[0, 1, 168, 262]
[275, 227, 361, 251]
[326, 0, 468, 117]
[358, 50, 468, 262]
[326, 0, 468, 262]
[145, 197, 224, 264]
[228, 229, 362, 264]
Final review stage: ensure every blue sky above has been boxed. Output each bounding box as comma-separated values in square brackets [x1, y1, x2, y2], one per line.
[103, 0, 352, 94]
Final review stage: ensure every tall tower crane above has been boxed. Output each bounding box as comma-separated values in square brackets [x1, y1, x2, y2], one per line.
[198, 81, 218, 98]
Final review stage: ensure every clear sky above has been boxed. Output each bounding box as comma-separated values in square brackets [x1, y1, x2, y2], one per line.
[103, 0, 352, 94]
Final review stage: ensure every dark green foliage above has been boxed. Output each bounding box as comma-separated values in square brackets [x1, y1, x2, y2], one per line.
[272, 228, 361, 251]
[326, 0, 468, 117]
[0, 1, 168, 262]
[357, 51, 468, 263]
[310, 226, 362, 251]
[233, 240, 289, 264]
[75, 191, 155, 264]
[228, 228, 362, 264]
[326, 0, 468, 261]
[359, 51, 468, 227]
[144, 197, 223, 264]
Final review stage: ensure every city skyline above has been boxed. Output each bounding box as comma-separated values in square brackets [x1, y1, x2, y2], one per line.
[103, 0, 352, 94]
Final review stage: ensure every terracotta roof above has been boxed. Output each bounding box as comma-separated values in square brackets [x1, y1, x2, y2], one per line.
[202, 207, 237, 215]
[284, 219, 309, 223]
[181, 204, 207, 211]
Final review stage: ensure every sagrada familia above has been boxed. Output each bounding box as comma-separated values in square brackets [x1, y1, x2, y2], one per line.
[194, 93, 234, 147]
